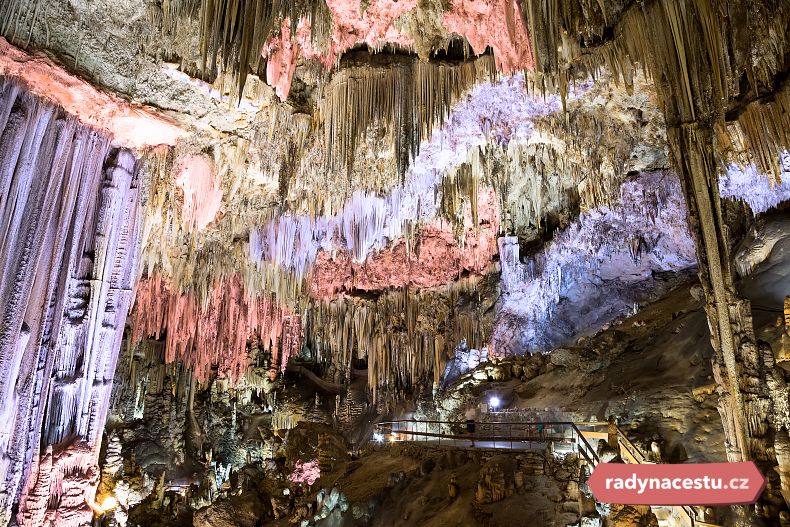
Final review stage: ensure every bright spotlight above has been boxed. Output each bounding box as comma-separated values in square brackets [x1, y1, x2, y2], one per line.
[489, 396, 500, 409]
[100, 496, 118, 511]
[373, 432, 383, 442]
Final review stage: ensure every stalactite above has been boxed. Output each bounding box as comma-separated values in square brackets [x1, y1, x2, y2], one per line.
[309, 188, 500, 297]
[130, 273, 301, 383]
[136, 140, 312, 317]
[719, 156, 790, 215]
[251, 74, 562, 278]
[156, 0, 332, 100]
[319, 53, 496, 177]
[540, 1, 790, 517]
[517, 0, 790, 183]
[305, 275, 491, 402]
[0, 78, 142, 525]
[252, 0, 534, 103]
[494, 170, 696, 355]
[716, 86, 790, 182]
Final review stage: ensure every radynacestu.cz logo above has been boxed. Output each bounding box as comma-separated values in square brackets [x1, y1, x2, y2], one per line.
[603, 473, 752, 493]
[588, 462, 765, 505]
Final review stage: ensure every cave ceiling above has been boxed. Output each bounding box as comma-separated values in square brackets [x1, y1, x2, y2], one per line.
[0, 0, 789, 525]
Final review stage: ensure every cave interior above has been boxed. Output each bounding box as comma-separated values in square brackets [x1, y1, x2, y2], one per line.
[0, 0, 789, 526]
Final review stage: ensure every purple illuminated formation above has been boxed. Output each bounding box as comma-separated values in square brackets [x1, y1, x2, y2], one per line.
[251, 74, 563, 275]
[0, 79, 141, 526]
[719, 154, 790, 214]
[493, 171, 697, 355]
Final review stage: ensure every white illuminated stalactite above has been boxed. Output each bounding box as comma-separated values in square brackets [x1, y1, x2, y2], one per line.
[494, 171, 698, 356]
[0, 79, 142, 526]
[719, 153, 790, 215]
[250, 74, 564, 275]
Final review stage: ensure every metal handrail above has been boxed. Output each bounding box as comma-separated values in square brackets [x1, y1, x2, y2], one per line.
[574, 424, 601, 465]
[378, 419, 599, 427]
[374, 420, 600, 463]
[613, 426, 720, 527]
[371, 419, 720, 527]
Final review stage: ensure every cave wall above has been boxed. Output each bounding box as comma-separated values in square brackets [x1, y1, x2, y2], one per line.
[495, 170, 697, 356]
[0, 79, 142, 526]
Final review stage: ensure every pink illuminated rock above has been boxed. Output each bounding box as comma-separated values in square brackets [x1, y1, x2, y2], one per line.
[309, 188, 499, 297]
[443, 0, 533, 73]
[0, 38, 183, 148]
[263, 1, 416, 99]
[279, 315, 303, 380]
[261, 0, 533, 99]
[175, 154, 223, 230]
[264, 19, 303, 100]
[17, 443, 98, 527]
[324, 0, 416, 58]
[289, 459, 321, 486]
[131, 274, 301, 382]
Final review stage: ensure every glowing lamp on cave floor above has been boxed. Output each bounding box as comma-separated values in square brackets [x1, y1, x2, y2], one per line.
[100, 496, 118, 512]
[373, 432, 383, 442]
[489, 396, 500, 409]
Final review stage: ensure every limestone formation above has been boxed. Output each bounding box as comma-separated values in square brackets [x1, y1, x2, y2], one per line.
[0, 80, 143, 526]
[0, 0, 788, 525]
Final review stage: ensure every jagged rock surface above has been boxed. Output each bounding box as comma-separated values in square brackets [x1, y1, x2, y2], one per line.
[0, 79, 142, 526]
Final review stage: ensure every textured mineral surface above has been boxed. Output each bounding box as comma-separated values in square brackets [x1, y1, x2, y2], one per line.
[0, 0, 789, 526]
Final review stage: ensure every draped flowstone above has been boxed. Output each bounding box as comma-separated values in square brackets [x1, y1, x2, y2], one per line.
[0, 78, 142, 526]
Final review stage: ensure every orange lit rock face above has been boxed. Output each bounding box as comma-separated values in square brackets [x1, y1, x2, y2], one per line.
[0, 38, 183, 148]
[262, 0, 533, 99]
[310, 188, 499, 297]
[131, 274, 301, 382]
[17, 443, 98, 527]
[442, 0, 534, 73]
[175, 154, 223, 230]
